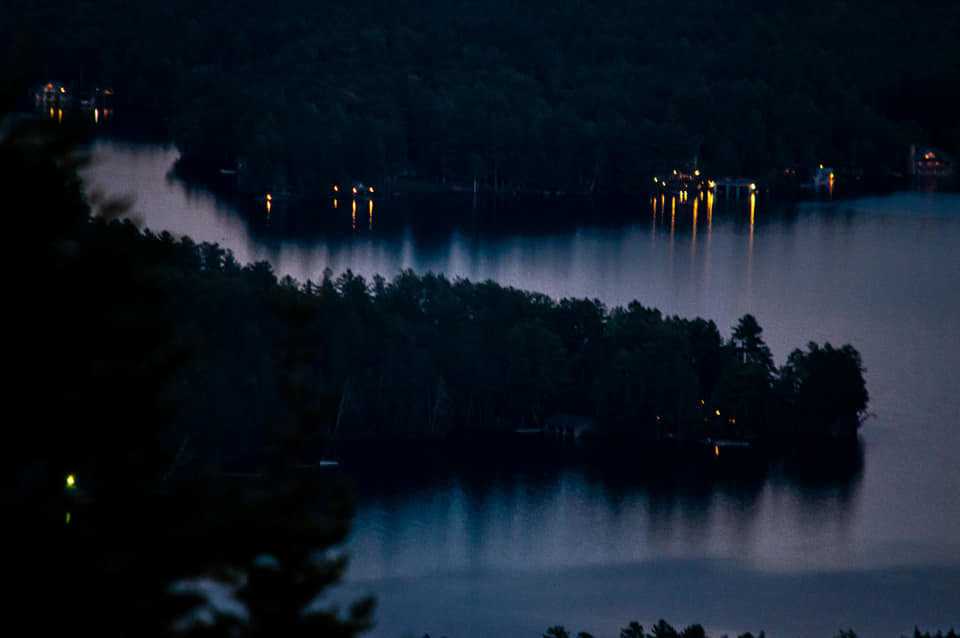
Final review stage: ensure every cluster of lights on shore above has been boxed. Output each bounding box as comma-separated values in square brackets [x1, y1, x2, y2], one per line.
[332, 184, 375, 196]
[267, 185, 376, 228]
[653, 170, 755, 195]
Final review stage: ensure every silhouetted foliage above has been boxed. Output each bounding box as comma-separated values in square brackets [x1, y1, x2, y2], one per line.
[6, 100, 373, 638]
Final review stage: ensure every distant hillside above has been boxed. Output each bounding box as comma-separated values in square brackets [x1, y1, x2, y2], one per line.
[6, 0, 959, 195]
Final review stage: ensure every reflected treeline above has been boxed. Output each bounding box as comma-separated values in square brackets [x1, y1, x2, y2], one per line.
[333, 437, 864, 514]
[236, 187, 836, 248]
[339, 438, 865, 584]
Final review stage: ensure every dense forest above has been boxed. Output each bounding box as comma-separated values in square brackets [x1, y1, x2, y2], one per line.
[6, 0, 960, 197]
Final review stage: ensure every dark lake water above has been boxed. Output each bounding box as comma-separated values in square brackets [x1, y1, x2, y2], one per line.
[82, 141, 960, 637]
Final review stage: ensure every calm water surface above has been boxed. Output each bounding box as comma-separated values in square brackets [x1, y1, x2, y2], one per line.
[83, 141, 960, 637]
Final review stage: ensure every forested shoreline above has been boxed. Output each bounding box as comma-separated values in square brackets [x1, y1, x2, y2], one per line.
[7, 0, 959, 199]
[13, 146, 868, 488]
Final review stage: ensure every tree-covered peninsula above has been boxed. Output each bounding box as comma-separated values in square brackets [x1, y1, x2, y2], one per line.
[6, 112, 868, 488]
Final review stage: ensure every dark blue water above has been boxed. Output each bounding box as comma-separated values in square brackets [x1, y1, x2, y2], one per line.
[83, 141, 960, 637]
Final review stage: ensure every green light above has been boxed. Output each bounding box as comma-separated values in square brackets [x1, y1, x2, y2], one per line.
[66, 512, 71, 525]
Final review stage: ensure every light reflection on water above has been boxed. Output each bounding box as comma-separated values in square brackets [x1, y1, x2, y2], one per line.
[82, 140, 960, 635]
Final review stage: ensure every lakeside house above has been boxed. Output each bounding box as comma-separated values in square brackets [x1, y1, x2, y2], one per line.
[909, 145, 955, 178]
[35, 82, 72, 106]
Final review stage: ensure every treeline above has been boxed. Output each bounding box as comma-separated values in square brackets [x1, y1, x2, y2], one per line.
[6, 0, 960, 197]
[32, 216, 867, 480]
[537, 621, 957, 638]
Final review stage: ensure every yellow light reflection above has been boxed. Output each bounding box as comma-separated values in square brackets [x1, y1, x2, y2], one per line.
[57, 108, 63, 123]
[706, 190, 714, 232]
[750, 192, 756, 227]
[94, 108, 99, 123]
[691, 195, 698, 260]
[368, 200, 373, 230]
[49, 107, 55, 118]
[333, 198, 338, 209]
[352, 199, 357, 229]
[66, 474, 75, 488]
[715, 445, 720, 456]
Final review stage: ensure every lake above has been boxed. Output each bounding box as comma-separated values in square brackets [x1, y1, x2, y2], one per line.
[82, 141, 960, 637]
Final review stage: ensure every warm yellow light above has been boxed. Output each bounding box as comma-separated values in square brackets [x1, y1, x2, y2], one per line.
[333, 198, 338, 209]
[654, 177, 658, 183]
[60, 87, 66, 94]
[369, 186, 374, 193]
[94, 108, 99, 123]
[266, 193, 272, 201]
[819, 163, 824, 169]
[333, 185, 339, 192]
[715, 445, 719, 456]
[66, 474, 75, 488]
[694, 170, 700, 176]
[715, 409, 720, 416]
[749, 183, 756, 191]
[352, 187, 358, 195]
[673, 169, 678, 175]
[700, 399, 705, 405]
